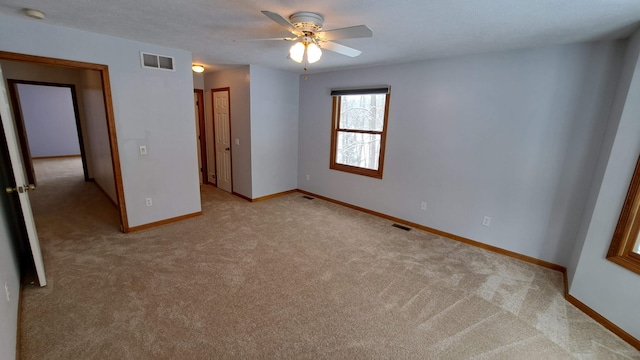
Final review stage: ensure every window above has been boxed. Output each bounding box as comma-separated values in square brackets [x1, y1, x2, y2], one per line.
[330, 87, 390, 178]
[607, 153, 640, 275]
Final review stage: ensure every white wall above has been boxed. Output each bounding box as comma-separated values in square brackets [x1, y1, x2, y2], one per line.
[79, 70, 117, 203]
[0, 203, 20, 360]
[568, 29, 640, 341]
[298, 41, 623, 266]
[249, 65, 299, 198]
[0, 13, 201, 227]
[193, 72, 204, 90]
[17, 84, 80, 157]
[204, 67, 252, 198]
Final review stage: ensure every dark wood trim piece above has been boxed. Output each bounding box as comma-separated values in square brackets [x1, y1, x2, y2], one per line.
[100, 67, 128, 232]
[232, 191, 252, 202]
[252, 189, 297, 202]
[607, 152, 640, 275]
[127, 211, 202, 233]
[296, 189, 566, 272]
[209, 89, 217, 186]
[0, 51, 108, 70]
[6, 80, 35, 186]
[194, 89, 207, 184]
[68, 83, 90, 181]
[0, 51, 128, 233]
[565, 293, 640, 351]
[329, 96, 339, 173]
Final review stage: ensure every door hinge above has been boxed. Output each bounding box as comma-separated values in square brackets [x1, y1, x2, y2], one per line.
[200, 167, 203, 172]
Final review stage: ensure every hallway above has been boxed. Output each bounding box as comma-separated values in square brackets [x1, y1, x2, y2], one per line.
[30, 157, 120, 235]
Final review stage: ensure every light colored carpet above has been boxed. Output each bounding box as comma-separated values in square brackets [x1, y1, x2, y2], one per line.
[19, 157, 640, 359]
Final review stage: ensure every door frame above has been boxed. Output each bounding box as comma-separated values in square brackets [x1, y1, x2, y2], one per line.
[211, 87, 232, 192]
[194, 89, 208, 184]
[0, 51, 129, 232]
[7, 80, 90, 184]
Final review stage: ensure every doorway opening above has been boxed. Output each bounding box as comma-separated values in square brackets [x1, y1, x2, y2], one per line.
[7, 80, 90, 186]
[0, 51, 128, 231]
[194, 89, 208, 184]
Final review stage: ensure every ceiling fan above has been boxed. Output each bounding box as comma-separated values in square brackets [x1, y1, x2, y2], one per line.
[259, 10, 373, 70]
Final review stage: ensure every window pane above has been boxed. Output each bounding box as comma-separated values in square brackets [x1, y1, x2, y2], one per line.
[339, 94, 386, 131]
[336, 131, 381, 170]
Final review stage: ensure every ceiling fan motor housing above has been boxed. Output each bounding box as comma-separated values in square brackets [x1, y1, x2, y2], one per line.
[290, 11, 324, 33]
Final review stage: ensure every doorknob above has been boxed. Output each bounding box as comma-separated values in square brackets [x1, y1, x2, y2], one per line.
[5, 184, 35, 194]
[225, 147, 230, 151]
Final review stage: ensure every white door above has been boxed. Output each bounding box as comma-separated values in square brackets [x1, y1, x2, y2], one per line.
[213, 90, 231, 193]
[0, 64, 47, 286]
[194, 93, 202, 184]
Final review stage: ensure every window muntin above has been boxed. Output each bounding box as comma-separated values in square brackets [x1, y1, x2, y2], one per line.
[330, 89, 390, 178]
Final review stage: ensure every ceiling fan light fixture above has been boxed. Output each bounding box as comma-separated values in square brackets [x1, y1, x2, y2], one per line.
[307, 43, 322, 64]
[192, 64, 205, 73]
[289, 42, 305, 63]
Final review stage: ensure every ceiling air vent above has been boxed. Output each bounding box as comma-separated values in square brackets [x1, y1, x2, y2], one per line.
[140, 52, 175, 71]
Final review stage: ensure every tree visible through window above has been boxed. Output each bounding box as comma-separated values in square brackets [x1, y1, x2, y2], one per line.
[330, 87, 390, 178]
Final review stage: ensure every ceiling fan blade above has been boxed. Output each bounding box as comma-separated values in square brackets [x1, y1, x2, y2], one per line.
[261, 11, 303, 36]
[318, 25, 373, 41]
[235, 37, 297, 42]
[322, 41, 362, 57]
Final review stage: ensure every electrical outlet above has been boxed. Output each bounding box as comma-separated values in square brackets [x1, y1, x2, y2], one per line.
[306, 174, 310, 181]
[139, 145, 147, 155]
[482, 216, 492, 227]
[5, 281, 9, 302]
[421, 202, 427, 211]
[145, 198, 153, 207]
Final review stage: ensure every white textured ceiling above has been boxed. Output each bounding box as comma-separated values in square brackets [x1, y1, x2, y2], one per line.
[1, 0, 640, 74]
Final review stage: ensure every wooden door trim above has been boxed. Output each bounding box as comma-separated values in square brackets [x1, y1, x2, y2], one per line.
[211, 87, 232, 192]
[0, 51, 129, 232]
[194, 89, 207, 184]
[5, 80, 35, 186]
[7, 80, 90, 183]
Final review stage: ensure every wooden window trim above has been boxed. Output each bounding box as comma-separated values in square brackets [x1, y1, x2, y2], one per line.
[330, 93, 390, 179]
[607, 153, 640, 275]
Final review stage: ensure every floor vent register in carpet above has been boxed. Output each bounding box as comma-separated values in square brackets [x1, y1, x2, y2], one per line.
[392, 223, 411, 231]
